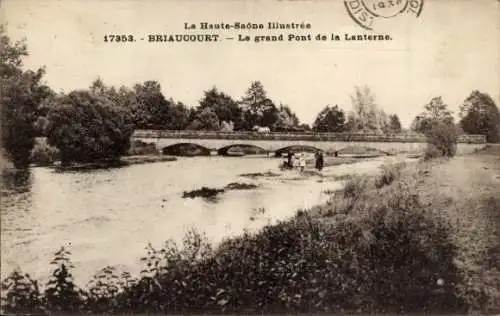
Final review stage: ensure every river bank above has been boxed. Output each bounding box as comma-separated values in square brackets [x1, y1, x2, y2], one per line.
[2, 147, 498, 314]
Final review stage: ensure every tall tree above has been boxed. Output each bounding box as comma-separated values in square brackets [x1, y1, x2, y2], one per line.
[412, 96, 454, 133]
[459, 90, 500, 143]
[312, 105, 346, 132]
[0, 25, 52, 168]
[274, 104, 300, 131]
[387, 114, 402, 133]
[347, 85, 388, 133]
[130, 81, 190, 130]
[197, 86, 242, 129]
[240, 81, 279, 130]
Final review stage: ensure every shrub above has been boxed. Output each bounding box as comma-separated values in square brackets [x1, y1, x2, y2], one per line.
[375, 163, 402, 188]
[44, 247, 84, 312]
[343, 175, 369, 199]
[343, 182, 464, 312]
[30, 141, 60, 166]
[424, 121, 458, 159]
[1, 271, 44, 315]
[424, 143, 442, 160]
[127, 140, 159, 156]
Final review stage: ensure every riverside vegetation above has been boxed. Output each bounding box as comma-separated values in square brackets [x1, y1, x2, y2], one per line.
[2, 143, 499, 314]
[2, 23, 500, 314]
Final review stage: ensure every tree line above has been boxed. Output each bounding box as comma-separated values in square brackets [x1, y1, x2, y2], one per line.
[2, 25, 499, 168]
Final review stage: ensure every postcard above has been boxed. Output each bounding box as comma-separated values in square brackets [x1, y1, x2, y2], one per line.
[1, 0, 499, 314]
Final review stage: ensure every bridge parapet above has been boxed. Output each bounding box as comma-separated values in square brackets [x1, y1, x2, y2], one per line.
[133, 130, 486, 144]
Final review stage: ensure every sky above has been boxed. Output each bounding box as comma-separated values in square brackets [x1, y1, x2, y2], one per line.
[1, 0, 499, 127]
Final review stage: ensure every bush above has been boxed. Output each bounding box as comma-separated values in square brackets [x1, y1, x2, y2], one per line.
[375, 163, 402, 188]
[45, 90, 134, 165]
[424, 143, 442, 160]
[127, 140, 159, 156]
[424, 121, 458, 159]
[343, 175, 369, 199]
[30, 141, 60, 166]
[1, 271, 44, 315]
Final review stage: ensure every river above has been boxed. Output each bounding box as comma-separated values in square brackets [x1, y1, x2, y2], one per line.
[1, 155, 410, 285]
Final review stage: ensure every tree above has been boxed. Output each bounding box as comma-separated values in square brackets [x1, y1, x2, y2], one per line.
[411, 96, 458, 159]
[312, 105, 346, 132]
[387, 114, 402, 133]
[274, 104, 300, 131]
[0, 25, 52, 168]
[347, 85, 388, 133]
[459, 90, 500, 143]
[240, 81, 279, 130]
[412, 96, 454, 134]
[198, 87, 241, 129]
[424, 120, 458, 159]
[45, 88, 134, 165]
[186, 107, 220, 131]
[132, 81, 170, 129]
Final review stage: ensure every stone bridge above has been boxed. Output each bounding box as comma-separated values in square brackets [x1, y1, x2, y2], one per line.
[132, 130, 487, 156]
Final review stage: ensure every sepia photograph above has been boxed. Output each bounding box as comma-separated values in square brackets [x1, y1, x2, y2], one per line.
[1, 0, 499, 314]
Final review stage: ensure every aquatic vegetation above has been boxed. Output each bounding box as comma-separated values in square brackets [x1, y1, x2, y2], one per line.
[183, 183, 259, 201]
[182, 187, 225, 201]
[239, 171, 281, 178]
[225, 182, 259, 190]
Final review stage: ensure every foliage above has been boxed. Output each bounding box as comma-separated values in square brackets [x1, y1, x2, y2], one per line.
[424, 121, 458, 158]
[131, 80, 191, 130]
[128, 139, 159, 156]
[45, 86, 135, 165]
[1, 271, 44, 314]
[220, 120, 234, 132]
[410, 97, 458, 159]
[424, 144, 442, 160]
[343, 175, 370, 207]
[187, 107, 221, 131]
[312, 105, 346, 132]
[240, 81, 280, 130]
[182, 187, 225, 201]
[375, 163, 402, 188]
[411, 96, 454, 134]
[196, 86, 242, 129]
[459, 90, 500, 143]
[44, 247, 83, 312]
[274, 104, 300, 131]
[387, 114, 402, 133]
[346, 85, 389, 133]
[0, 25, 54, 168]
[30, 140, 60, 166]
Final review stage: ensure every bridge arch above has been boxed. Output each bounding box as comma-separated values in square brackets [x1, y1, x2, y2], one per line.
[217, 144, 268, 156]
[162, 143, 212, 156]
[275, 145, 323, 157]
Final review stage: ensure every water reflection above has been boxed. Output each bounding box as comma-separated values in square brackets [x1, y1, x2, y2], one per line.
[1, 169, 33, 195]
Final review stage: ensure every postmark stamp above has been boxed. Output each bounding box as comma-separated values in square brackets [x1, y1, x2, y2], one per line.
[345, 0, 424, 30]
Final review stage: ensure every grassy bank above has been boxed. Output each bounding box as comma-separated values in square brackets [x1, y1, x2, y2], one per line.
[2, 147, 498, 314]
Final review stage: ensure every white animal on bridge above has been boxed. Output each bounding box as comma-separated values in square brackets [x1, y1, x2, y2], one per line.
[252, 125, 271, 134]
